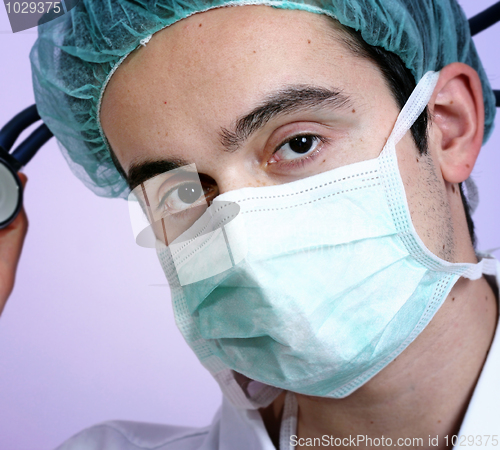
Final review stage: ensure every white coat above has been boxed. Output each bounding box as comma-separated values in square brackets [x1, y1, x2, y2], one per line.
[56, 263, 500, 450]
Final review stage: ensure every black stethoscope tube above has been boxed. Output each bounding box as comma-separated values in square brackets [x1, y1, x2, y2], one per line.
[10, 123, 53, 169]
[0, 104, 54, 170]
[0, 105, 40, 152]
[469, 1, 500, 36]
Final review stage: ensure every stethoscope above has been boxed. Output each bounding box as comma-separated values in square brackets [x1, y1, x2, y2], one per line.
[0, 105, 52, 228]
[1, 2, 500, 229]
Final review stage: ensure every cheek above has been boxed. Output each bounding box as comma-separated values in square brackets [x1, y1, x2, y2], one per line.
[396, 136, 455, 261]
[334, 135, 381, 168]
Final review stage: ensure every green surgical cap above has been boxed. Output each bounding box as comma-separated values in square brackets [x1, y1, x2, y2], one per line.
[30, 0, 497, 199]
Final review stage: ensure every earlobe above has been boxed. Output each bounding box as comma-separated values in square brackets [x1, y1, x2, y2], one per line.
[429, 63, 485, 184]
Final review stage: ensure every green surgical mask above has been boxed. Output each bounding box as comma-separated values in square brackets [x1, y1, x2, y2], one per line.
[152, 72, 497, 407]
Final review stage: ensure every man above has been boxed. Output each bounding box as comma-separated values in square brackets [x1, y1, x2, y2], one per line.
[3, 0, 499, 448]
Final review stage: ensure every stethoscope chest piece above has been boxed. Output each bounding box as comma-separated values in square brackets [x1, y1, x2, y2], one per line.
[0, 104, 53, 229]
[0, 157, 22, 228]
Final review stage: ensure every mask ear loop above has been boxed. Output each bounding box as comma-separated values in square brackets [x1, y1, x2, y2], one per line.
[376, 72, 443, 259]
[384, 71, 441, 151]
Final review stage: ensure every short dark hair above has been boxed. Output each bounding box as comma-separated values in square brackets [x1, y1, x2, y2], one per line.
[333, 22, 476, 248]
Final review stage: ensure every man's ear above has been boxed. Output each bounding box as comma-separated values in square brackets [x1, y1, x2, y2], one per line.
[428, 62, 485, 183]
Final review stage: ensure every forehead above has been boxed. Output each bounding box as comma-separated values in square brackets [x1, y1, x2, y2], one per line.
[100, 5, 387, 170]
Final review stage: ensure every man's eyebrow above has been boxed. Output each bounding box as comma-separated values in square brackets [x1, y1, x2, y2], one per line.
[219, 85, 352, 152]
[124, 86, 350, 188]
[127, 157, 190, 191]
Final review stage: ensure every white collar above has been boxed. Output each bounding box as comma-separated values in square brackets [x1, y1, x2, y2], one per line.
[455, 258, 500, 438]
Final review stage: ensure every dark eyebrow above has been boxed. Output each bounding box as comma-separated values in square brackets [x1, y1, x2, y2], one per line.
[219, 85, 352, 152]
[127, 157, 190, 191]
[123, 86, 350, 189]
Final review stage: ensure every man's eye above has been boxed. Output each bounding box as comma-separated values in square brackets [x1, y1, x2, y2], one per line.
[177, 183, 203, 204]
[274, 135, 322, 161]
[162, 182, 205, 213]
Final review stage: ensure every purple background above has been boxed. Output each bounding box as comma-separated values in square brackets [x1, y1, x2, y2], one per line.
[1, 1, 499, 448]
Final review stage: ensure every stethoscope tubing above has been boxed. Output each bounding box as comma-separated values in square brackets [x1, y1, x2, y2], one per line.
[0, 104, 53, 170]
[469, 1, 500, 36]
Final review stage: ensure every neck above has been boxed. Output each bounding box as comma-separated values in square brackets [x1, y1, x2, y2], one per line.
[262, 276, 498, 449]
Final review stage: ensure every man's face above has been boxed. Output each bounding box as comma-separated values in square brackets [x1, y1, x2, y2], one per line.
[101, 5, 455, 260]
